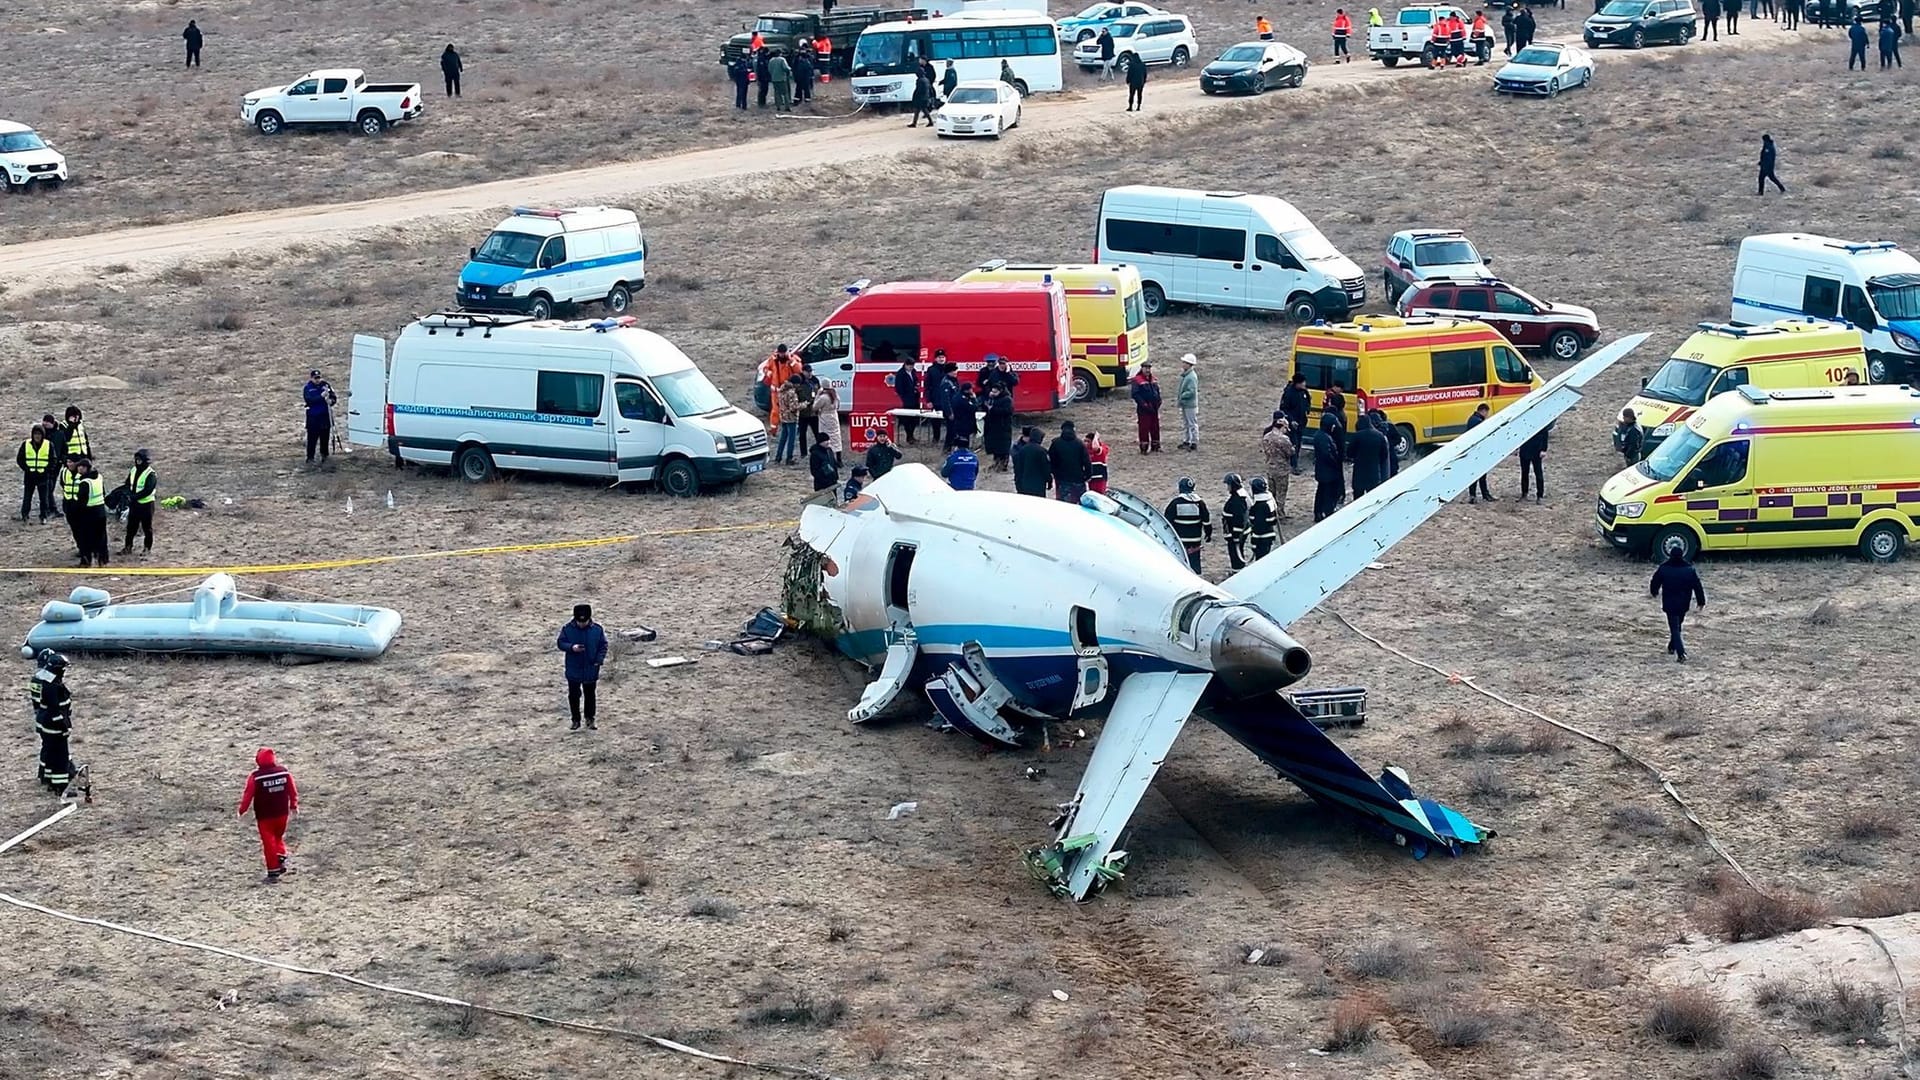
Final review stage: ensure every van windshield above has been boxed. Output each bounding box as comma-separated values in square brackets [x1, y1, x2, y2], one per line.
[1599, 0, 1646, 14]
[1123, 288, 1146, 330]
[1868, 278, 1920, 320]
[472, 230, 543, 269]
[652, 368, 730, 416]
[1282, 228, 1341, 263]
[1640, 357, 1716, 406]
[1642, 429, 1706, 482]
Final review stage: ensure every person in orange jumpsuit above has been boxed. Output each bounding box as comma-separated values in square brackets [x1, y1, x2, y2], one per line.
[760, 344, 800, 432]
[237, 747, 298, 883]
[1333, 9, 1355, 61]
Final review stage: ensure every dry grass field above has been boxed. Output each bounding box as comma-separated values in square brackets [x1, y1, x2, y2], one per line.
[3, 5, 1919, 1080]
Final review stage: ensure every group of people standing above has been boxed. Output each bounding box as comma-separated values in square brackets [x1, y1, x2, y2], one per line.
[730, 36, 831, 113]
[17, 406, 157, 564]
[1126, 354, 1201, 453]
[758, 345, 843, 470]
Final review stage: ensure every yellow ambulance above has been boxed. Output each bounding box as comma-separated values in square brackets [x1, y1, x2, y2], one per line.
[956, 261, 1149, 402]
[1597, 385, 1920, 562]
[1624, 319, 1866, 457]
[1289, 315, 1541, 460]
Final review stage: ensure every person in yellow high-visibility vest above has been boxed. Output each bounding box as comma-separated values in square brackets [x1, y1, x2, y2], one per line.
[123, 449, 157, 555]
[59, 453, 85, 558]
[17, 424, 54, 523]
[76, 459, 110, 568]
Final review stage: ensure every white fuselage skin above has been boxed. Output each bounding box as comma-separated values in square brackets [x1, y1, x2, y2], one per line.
[799, 465, 1306, 717]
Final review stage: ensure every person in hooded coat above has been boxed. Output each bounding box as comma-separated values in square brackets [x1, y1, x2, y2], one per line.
[238, 747, 299, 882]
[1312, 414, 1346, 522]
[982, 384, 1015, 469]
[948, 383, 979, 452]
[1349, 415, 1389, 499]
[1649, 545, 1706, 661]
[441, 44, 464, 97]
[1050, 420, 1092, 502]
[1013, 428, 1052, 496]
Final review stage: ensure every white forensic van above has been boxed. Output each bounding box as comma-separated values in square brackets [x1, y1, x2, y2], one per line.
[348, 312, 768, 496]
[1093, 186, 1367, 321]
[1731, 233, 1920, 385]
[456, 207, 646, 321]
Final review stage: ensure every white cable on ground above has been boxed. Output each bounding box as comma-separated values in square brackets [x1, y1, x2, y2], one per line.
[1323, 607, 1764, 893]
[0, 809, 847, 1079]
[1831, 919, 1914, 1059]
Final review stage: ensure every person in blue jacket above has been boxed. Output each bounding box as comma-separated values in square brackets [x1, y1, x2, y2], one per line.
[556, 603, 608, 730]
[303, 369, 336, 465]
[1849, 13, 1870, 68]
[1649, 545, 1706, 662]
[940, 436, 980, 491]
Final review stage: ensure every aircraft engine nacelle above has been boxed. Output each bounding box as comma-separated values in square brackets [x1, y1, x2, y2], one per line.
[1207, 607, 1312, 700]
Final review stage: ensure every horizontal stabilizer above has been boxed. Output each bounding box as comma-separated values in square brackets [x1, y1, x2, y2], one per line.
[1203, 694, 1490, 857]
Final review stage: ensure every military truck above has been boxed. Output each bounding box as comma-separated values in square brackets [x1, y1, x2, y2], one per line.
[721, 7, 929, 75]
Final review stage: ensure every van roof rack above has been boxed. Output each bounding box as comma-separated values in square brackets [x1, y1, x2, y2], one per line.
[974, 259, 1008, 271]
[420, 310, 533, 336]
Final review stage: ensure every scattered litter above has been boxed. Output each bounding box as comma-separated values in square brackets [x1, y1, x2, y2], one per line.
[741, 607, 790, 642]
[645, 656, 695, 669]
[345, 496, 353, 515]
[221, 497, 233, 506]
[702, 640, 727, 651]
[1051, 990, 1070, 1002]
[1245, 948, 1266, 965]
[1025, 765, 1047, 781]
[1366, 561, 1388, 570]
[728, 639, 773, 656]
[1076, 728, 1086, 739]
[384, 490, 395, 510]
[886, 801, 917, 820]
[619, 626, 658, 642]
[214, 988, 238, 1011]
[1307, 1048, 1331, 1056]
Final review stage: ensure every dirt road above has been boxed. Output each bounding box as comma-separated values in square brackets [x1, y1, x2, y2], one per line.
[0, 32, 1793, 295]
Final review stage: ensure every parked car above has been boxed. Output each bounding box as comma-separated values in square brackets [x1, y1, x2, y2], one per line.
[1382, 229, 1492, 301]
[1073, 14, 1198, 70]
[1056, 1, 1166, 43]
[457, 206, 646, 320]
[0, 121, 67, 191]
[1367, 4, 1471, 67]
[241, 69, 425, 135]
[933, 80, 1023, 138]
[1805, 0, 1878, 24]
[1583, 0, 1696, 48]
[1398, 277, 1599, 360]
[1492, 41, 1593, 95]
[1199, 41, 1309, 94]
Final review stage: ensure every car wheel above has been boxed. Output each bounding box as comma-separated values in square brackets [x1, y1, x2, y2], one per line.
[1383, 55, 1400, 67]
[1172, 46, 1191, 68]
[1584, 66, 1594, 87]
[456, 444, 496, 483]
[1070, 370, 1098, 403]
[1012, 104, 1021, 128]
[528, 295, 554, 321]
[1291, 68, 1307, 87]
[1681, 23, 1695, 41]
[356, 110, 387, 136]
[1141, 282, 1168, 317]
[1868, 352, 1893, 383]
[1630, 27, 1646, 47]
[0, 173, 12, 194]
[1861, 520, 1907, 562]
[606, 283, 632, 315]
[1548, 330, 1585, 361]
[1652, 525, 1697, 562]
[1546, 76, 1559, 97]
[255, 111, 284, 135]
[1286, 295, 1321, 323]
[1383, 270, 1397, 299]
[1393, 424, 1417, 462]
[1076, 28, 1097, 42]
[1254, 74, 1268, 94]
[659, 458, 700, 498]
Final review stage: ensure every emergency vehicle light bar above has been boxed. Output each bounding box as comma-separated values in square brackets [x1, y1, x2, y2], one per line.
[845, 278, 872, 296]
[589, 317, 642, 333]
[1832, 240, 1899, 253]
[512, 207, 573, 218]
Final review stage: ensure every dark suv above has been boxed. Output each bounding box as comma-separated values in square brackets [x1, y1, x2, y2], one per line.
[1584, 0, 1697, 48]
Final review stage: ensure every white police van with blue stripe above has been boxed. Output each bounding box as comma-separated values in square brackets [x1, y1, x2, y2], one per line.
[457, 207, 646, 322]
[347, 312, 767, 497]
[1732, 233, 1920, 385]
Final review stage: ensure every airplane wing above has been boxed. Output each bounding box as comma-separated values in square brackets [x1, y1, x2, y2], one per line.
[1219, 333, 1647, 625]
[1027, 671, 1213, 900]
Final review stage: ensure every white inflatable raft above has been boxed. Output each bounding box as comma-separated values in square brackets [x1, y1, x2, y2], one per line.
[19, 573, 401, 660]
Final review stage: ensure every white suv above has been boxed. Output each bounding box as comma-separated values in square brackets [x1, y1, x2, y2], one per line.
[1382, 228, 1492, 303]
[1074, 15, 1198, 70]
[0, 121, 67, 192]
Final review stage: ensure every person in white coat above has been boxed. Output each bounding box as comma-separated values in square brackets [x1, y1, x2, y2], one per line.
[813, 383, 843, 466]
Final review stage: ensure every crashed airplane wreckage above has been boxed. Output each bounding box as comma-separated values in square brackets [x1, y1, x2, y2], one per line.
[21, 573, 402, 660]
[784, 335, 1645, 899]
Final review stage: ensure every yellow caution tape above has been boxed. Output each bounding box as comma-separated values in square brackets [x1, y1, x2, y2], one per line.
[0, 520, 798, 577]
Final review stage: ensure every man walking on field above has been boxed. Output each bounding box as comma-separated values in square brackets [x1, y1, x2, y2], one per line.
[238, 747, 298, 883]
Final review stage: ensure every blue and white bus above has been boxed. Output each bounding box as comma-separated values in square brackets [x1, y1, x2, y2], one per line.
[850, 12, 1062, 104]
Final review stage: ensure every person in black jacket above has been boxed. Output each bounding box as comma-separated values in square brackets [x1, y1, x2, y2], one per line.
[729, 55, 751, 110]
[1615, 408, 1645, 464]
[183, 20, 203, 67]
[1649, 546, 1706, 662]
[865, 433, 903, 480]
[756, 49, 772, 108]
[941, 60, 959, 99]
[1349, 416, 1390, 499]
[1500, 6, 1517, 52]
[793, 47, 815, 103]
[1013, 428, 1052, 496]
[1280, 374, 1311, 473]
[948, 383, 979, 453]
[441, 45, 464, 97]
[1518, 422, 1550, 501]
[982, 384, 1015, 470]
[1050, 420, 1092, 502]
[925, 355, 953, 446]
[1221, 473, 1250, 571]
[809, 431, 839, 493]
[1124, 53, 1148, 111]
[1465, 404, 1496, 503]
[1164, 478, 1212, 573]
[909, 63, 935, 127]
[1514, 5, 1536, 45]
[1312, 416, 1346, 522]
[891, 358, 921, 444]
[1757, 134, 1784, 194]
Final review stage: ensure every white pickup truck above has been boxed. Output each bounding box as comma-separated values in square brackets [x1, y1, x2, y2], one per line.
[241, 69, 424, 136]
[1367, 5, 1468, 67]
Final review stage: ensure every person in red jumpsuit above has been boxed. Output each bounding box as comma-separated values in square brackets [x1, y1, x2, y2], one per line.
[1083, 430, 1111, 494]
[237, 747, 298, 883]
